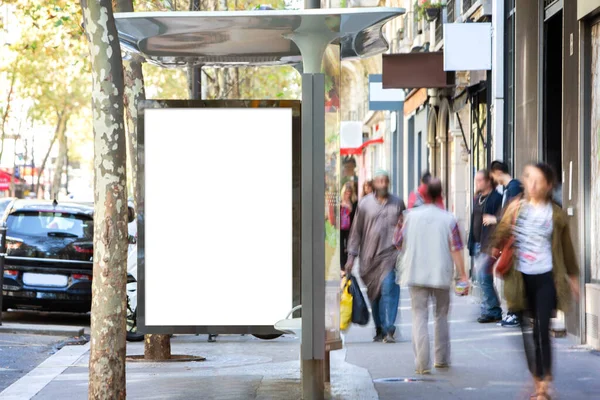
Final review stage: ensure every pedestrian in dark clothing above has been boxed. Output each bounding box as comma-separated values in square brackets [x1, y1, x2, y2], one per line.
[468, 170, 503, 323]
[490, 160, 524, 208]
[490, 160, 524, 327]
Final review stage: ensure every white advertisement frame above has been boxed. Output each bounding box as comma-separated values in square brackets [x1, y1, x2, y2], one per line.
[136, 100, 301, 334]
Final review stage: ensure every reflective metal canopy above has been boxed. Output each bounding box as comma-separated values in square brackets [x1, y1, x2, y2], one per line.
[114, 9, 405, 68]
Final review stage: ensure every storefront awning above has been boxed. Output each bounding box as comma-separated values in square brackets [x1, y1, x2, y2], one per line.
[341, 137, 384, 155]
[382, 52, 455, 89]
[0, 170, 24, 191]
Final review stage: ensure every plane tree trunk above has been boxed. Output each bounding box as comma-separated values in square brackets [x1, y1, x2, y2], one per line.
[80, 0, 129, 398]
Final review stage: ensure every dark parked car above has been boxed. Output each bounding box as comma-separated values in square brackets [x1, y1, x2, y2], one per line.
[1, 200, 94, 313]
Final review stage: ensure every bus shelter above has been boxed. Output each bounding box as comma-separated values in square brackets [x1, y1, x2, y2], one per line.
[114, 8, 404, 398]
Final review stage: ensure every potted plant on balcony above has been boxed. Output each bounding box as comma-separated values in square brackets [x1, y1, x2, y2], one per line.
[415, 0, 446, 22]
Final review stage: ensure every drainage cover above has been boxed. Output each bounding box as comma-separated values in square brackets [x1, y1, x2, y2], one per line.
[373, 377, 436, 383]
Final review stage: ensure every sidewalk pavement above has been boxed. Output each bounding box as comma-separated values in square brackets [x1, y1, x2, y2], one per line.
[1, 334, 377, 400]
[345, 289, 600, 400]
[2, 290, 599, 399]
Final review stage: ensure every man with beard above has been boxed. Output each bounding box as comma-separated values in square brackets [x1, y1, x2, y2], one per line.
[345, 169, 405, 343]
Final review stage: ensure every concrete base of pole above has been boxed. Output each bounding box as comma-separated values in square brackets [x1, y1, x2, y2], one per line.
[302, 359, 325, 400]
[324, 351, 330, 383]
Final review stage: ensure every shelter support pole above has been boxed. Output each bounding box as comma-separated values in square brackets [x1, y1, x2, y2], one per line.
[289, 20, 338, 400]
[304, 0, 320, 9]
[191, 66, 202, 100]
[300, 73, 326, 400]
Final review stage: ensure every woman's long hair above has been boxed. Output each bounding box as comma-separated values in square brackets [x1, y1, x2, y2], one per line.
[341, 182, 358, 204]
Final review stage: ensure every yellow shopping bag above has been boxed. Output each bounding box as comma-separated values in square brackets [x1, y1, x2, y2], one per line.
[340, 277, 353, 331]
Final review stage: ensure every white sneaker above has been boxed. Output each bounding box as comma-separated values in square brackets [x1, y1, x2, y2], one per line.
[500, 313, 521, 328]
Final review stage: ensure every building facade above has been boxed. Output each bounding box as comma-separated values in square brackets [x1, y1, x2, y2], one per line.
[381, 0, 494, 270]
[508, 0, 600, 348]
[339, 0, 600, 349]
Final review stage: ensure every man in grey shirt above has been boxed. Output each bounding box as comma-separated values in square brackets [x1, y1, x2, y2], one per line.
[396, 179, 469, 374]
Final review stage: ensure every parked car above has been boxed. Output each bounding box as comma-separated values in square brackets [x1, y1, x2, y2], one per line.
[1, 200, 94, 313]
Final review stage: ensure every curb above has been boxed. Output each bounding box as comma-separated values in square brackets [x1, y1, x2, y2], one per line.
[0, 342, 90, 400]
[0, 323, 84, 337]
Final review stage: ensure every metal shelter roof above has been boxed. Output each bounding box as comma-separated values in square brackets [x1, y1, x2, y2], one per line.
[114, 8, 405, 68]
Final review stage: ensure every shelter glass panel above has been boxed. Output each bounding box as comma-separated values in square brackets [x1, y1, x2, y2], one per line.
[323, 45, 342, 346]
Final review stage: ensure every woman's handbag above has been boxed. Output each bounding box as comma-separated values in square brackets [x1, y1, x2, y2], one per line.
[494, 202, 522, 277]
[495, 236, 515, 277]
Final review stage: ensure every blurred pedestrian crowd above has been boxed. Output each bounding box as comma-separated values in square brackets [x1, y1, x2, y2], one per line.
[340, 160, 579, 400]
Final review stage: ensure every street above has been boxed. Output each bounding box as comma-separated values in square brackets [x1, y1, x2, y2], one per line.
[0, 332, 62, 392]
[345, 290, 600, 400]
[0, 311, 89, 393]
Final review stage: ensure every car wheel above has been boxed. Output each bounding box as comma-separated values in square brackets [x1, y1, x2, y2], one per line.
[127, 331, 144, 342]
[251, 334, 283, 340]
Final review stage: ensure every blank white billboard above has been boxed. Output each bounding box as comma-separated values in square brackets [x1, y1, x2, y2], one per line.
[143, 107, 293, 326]
[443, 23, 492, 71]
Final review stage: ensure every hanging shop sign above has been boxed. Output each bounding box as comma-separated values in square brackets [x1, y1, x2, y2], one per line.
[368, 74, 405, 111]
[443, 23, 492, 71]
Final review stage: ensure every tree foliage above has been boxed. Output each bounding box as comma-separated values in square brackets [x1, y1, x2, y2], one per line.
[1, 0, 91, 194]
[7, 0, 89, 124]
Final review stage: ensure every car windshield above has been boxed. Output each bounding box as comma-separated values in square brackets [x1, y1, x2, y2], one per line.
[7, 211, 93, 239]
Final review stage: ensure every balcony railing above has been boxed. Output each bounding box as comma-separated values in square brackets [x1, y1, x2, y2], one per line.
[413, 10, 419, 37]
[447, 0, 455, 23]
[463, 0, 474, 14]
[435, 15, 443, 44]
[398, 13, 408, 41]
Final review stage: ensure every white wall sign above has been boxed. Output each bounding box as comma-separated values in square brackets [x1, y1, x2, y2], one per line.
[143, 107, 293, 327]
[443, 23, 492, 71]
[341, 121, 363, 149]
[368, 74, 405, 111]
